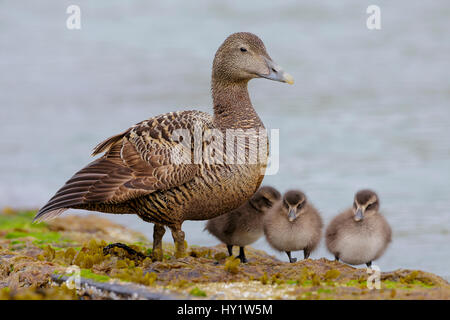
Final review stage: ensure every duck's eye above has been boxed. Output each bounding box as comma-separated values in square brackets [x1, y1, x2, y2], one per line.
[366, 202, 376, 210]
[240, 47, 247, 52]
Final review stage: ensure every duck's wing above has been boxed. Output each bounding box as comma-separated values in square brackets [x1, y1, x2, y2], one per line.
[34, 111, 213, 222]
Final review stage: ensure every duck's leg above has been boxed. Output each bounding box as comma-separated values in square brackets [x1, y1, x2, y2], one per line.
[152, 224, 166, 261]
[170, 225, 186, 258]
[227, 244, 233, 256]
[366, 261, 372, 268]
[334, 254, 339, 262]
[285, 251, 297, 263]
[237, 246, 248, 263]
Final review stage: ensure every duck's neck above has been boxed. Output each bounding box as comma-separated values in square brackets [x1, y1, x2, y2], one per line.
[212, 79, 263, 130]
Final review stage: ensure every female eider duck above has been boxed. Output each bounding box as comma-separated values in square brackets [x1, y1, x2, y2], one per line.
[263, 190, 323, 263]
[34, 32, 294, 260]
[325, 189, 392, 267]
[205, 186, 281, 263]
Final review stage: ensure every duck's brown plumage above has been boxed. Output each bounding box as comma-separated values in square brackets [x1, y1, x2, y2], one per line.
[34, 32, 293, 259]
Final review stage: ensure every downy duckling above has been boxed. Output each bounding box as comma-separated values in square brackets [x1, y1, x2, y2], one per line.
[205, 186, 281, 263]
[325, 189, 392, 267]
[263, 190, 323, 263]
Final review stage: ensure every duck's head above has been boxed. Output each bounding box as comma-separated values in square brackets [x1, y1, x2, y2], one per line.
[283, 190, 307, 222]
[353, 189, 380, 222]
[212, 32, 294, 85]
[250, 186, 282, 212]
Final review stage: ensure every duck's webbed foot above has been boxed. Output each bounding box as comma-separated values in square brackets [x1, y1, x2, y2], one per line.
[286, 251, 297, 263]
[171, 226, 186, 258]
[152, 224, 166, 261]
[103, 242, 147, 261]
[236, 246, 248, 263]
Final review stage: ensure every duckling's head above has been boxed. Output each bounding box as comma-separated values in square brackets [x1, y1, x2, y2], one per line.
[353, 189, 380, 222]
[212, 32, 294, 85]
[250, 186, 281, 212]
[283, 190, 307, 222]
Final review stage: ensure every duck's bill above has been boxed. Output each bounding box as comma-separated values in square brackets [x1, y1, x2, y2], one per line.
[260, 57, 294, 84]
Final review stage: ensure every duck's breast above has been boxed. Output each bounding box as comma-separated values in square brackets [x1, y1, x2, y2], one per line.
[266, 218, 314, 252]
[336, 224, 387, 265]
[182, 162, 264, 220]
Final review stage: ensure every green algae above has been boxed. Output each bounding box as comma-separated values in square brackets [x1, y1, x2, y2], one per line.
[189, 287, 207, 297]
[224, 256, 240, 274]
[0, 209, 47, 231]
[1, 208, 449, 300]
[260, 272, 269, 285]
[323, 269, 340, 281]
[112, 268, 157, 286]
[0, 283, 78, 300]
[213, 252, 228, 261]
[317, 288, 333, 294]
[189, 247, 212, 259]
[345, 279, 359, 286]
[270, 273, 284, 285]
[6, 231, 62, 242]
[174, 279, 192, 289]
[80, 269, 111, 282]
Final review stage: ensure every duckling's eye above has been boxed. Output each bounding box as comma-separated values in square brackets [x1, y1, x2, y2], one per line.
[366, 202, 376, 210]
[240, 47, 247, 52]
[263, 197, 272, 207]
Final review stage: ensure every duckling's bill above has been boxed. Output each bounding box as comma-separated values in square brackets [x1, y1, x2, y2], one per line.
[354, 208, 364, 221]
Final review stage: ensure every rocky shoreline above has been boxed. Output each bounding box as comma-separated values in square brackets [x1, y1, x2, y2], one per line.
[0, 209, 448, 300]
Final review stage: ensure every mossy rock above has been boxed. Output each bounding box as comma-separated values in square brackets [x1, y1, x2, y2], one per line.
[1, 208, 449, 300]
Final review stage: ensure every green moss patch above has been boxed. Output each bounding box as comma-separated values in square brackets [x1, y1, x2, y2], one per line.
[189, 287, 207, 297]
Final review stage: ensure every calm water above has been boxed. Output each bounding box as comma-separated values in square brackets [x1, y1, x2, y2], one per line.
[1, 1, 449, 280]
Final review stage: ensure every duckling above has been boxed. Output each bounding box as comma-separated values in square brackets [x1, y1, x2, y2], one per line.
[205, 186, 281, 263]
[325, 190, 392, 267]
[263, 190, 323, 263]
[33, 32, 293, 260]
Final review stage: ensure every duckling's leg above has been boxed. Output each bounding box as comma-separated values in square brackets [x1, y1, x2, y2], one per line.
[152, 224, 166, 261]
[285, 251, 297, 263]
[366, 261, 372, 268]
[227, 245, 233, 256]
[303, 248, 311, 260]
[170, 225, 186, 258]
[237, 246, 248, 263]
[334, 254, 339, 262]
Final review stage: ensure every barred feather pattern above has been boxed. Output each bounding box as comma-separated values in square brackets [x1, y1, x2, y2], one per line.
[34, 110, 266, 226]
